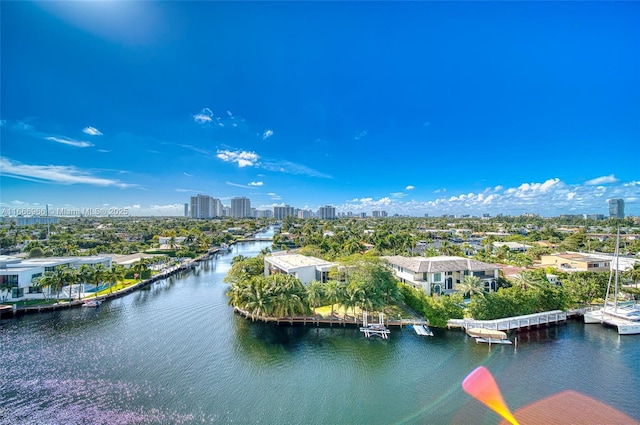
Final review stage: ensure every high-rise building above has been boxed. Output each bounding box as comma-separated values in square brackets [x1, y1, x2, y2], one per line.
[609, 199, 625, 218]
[273, 205, 295, 219]
[184, 203, 189, 217]
[231, 197, 251, 218]
[190, 194, 222, 218]
[297, 209, 312, 219]
[318, 205, 336, 220]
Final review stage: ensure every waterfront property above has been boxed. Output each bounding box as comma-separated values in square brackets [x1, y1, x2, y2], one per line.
[0, 255, 112, 302]
[264, 252, 336, 284]
[383, 255, 499, 295]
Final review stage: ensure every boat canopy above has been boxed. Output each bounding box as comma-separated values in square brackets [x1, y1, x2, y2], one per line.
[466, 328, 507, 340]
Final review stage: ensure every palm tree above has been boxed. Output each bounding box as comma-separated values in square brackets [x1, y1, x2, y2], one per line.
[454, 275, 485, 299]
[90, 264, 107, 297]
[306, 280, 325, 316]
[510, 272, 545, 290]
[78, 265, 93, 299]
[38, 268, 67, 302]
[132, 260, 148, 282]
[61, 267, 80, 302]
[105, 265, 125, 293]
[324, 280, 342, 323]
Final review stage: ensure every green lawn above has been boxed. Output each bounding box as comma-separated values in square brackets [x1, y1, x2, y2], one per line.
[314, 303, 418, 320]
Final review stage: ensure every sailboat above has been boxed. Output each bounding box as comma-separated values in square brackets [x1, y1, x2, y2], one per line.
[583, 228, 640, 335]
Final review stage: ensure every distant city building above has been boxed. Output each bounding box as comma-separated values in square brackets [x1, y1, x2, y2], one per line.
[359, 212, 367, 219]
[586, 214, 605, 220]
[222, 206, 231, 217]
[184, 203, 189, 217]
[254, 209, 273, 218]
[318, 205, 336, 220]
[231, 197, 251, 218]
[609, 199, 625, 218]
[190, 194, 222, 218]
[1, 216, 59, 226]
[297, 209, 313, 219]
[273, 205, 295, 220]
[372, 210, 387, 218]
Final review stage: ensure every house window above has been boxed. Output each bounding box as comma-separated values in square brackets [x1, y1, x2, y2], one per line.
[433, 272, 441, 282]
[463, 270, 469, 276]
[0, 275, 19, 286]
[11, 287, 24, 298]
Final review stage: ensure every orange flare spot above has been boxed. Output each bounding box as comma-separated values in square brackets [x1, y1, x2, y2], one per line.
[462, 366, 519, 425]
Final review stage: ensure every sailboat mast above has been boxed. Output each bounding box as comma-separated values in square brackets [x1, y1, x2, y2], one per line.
[614, 227, 620, 313]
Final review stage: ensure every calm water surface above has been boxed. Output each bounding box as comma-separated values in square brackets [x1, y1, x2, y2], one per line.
[1, 237, 639, 424]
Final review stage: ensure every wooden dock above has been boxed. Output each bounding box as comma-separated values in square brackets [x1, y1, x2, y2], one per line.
[448, 310, 568, 332]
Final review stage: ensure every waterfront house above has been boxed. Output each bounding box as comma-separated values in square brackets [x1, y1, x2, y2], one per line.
[0, 255, 112, 302]
[264, 253, 336, 284]
[383, 255, 499, 295]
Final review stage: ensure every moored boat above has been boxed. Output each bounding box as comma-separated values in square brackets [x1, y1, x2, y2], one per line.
[82, 299, 102, 307]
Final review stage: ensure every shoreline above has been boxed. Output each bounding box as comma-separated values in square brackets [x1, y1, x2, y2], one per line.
[1, 247, 224, 318]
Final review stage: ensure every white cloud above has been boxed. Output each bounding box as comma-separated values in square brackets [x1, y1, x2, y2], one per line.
[0, 157, 134, 188]
[354, 131, 367, 140]
[183, 172, 193, 177]
[263, 129, 274, 140]
[391, 192, 407, 199]
[216, 149, 259, 167]
[82, 126, 103, 136]
[585, 174, 619, 185]
[226, 181, 259, 189]
[193, 108, 213, 124]
[248, 181, 263, 187]
[405, 185, 415, 191]
[334, 177, 640, 216]
[227, 110, 233, 117]
[45, 136, 93, 148]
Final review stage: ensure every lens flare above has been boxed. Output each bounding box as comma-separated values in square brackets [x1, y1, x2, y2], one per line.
[462, 366, 519, 425]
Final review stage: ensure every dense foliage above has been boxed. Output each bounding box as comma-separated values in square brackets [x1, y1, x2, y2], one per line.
[225, 254, 402, 320]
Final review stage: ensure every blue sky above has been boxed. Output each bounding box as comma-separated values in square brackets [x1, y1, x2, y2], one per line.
[1, 1, 639, 217]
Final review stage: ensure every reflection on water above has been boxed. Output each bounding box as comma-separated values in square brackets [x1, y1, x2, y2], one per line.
[1, 235, 639, 424]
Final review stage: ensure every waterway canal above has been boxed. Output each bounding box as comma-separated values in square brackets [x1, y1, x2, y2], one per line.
[1, 236, 639, 424]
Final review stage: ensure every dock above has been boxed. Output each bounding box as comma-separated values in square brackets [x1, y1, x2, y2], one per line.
[413, 324, 434, 336]
[359, 312, 391, 339]
[448, 310, 568, 332]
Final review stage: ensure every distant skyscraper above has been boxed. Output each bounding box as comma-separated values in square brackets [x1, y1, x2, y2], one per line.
[184, 203, 189, 217]
[609, 199, 625, 218]
[297, 209, 312, 219]
[231, 197, 251, 218]
[273, 205, 295, 219]
[190, 194, 222, 218]
[318, 205, 336, 220]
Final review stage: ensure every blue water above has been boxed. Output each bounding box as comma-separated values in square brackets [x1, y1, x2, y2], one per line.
[1, 237, 639, 424]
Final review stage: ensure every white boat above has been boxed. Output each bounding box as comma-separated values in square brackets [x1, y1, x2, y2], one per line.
[82, 299, 102, 307]
[413, 324, 434, 336]
[466, 328, 512, 344]
[584, 229, 640, 335]
[466, 328, 507, 340]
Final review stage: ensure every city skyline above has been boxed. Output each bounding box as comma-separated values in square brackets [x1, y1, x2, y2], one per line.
[1, 2, 639, 217]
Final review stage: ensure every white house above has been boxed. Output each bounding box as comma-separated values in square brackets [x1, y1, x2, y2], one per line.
[0, 255, 112, 302]
[264, 253, 336, 284]
[383, 255, 499, 295]
[492, 241, 532, 253]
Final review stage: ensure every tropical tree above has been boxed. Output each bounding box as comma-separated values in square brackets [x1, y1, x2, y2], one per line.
[90, 264, 107, 297]
[132, 260, 148, 282]
[454, 275, 485, 299]
[105, 265, 125, 293]
[510, 271, 545, 290]
[306, 280, 325, 316]
[324, 280, 344, 323]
